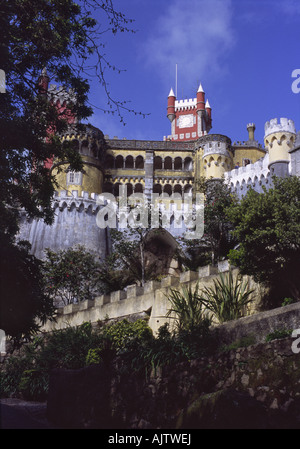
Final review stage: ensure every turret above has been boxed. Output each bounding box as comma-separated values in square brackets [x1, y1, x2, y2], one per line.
[165, 80, 212, 141]
[205, 99, 212, 131]
[52, 124, 105, 197]
[196, 83, 205, 112]
[264, 118, 296, 178]
[199, 134, 233, 180]
[167, 88, 176, 123]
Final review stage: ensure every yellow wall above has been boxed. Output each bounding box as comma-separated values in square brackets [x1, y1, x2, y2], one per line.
[264, 132, 295, 165]
[233, 147, 266, 167]
[52, 156, 103, 196]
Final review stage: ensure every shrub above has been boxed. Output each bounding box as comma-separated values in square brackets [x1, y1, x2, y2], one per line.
[281, 297, 297, 307]
[18, 369, 48, 402]
[100, 319, 153, 350]
[200, 271, 254, 323]
[85, 348, 102, 366]
[166, 282, 210, 332]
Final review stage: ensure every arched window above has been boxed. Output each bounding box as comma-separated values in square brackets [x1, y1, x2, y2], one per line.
[174, 157, 182, 170]
[134, 183, 143, 193]
[164, 157, 172, 170]
[153, 184, 162, 194]
[154, 156, 162, 170]
[125, 155, 134, 169]
[115, 155, 124, 169]
[184, 184, 192, 195]
[163, 184, 172, 195]
[135, 155, 144, 169]
[184, 157, 193, 171]
[174, 184, 182, 194]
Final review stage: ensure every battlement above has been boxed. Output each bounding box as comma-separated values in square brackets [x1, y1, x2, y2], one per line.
[264, 118, 296, 138]
[232, 140, 264, 149]
[41, 262, 251, 335]
[52, 190, 101, 213]
[175, 98, 197, 111]
[60, 124, 104, 142]
[202, 140, 232, 158]
[224, 154, 270, 196]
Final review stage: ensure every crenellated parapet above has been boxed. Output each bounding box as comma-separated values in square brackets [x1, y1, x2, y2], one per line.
[264, 118, 296, 138]
[41, 263, 256, 335]
[197, 134, 233, 179]
[224, 154, 270, 197]
[52, 189, 101, 213]
[18, 190, 108, 260]
[264, 118, 296, 177]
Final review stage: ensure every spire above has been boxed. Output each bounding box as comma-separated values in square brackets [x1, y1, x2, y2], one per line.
[197, 83, 204, 93]
[205, 99, 211, 109]
[168, 87, 175, 97]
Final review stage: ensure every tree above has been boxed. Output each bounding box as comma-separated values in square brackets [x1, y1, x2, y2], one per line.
[227, 176, 300, 304]
[106, 228, 158, 288]
[43, 246, 103, 305]
[0, 240, 55, 341]
[176, 179, 237, 269]
[0, 0, 144, 338]
[0, 0, 143, 241]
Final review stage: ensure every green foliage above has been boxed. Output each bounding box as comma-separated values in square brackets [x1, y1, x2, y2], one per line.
[85, 348, 102, 366]
[202, 180, 238, 265]
[0, 318, 216, 399]
[265, 328, 293, 342]
[200, 270, 254, 323]
[0, 0, 139, 344]
[0, 240, 55, 340]
[134, 322, 216, 372]
[166, 282, 210, 331]
[176, 179, 237, 270]
[227, 176, 300, 303]
[101, 319, 153, 350]
[99, 227, 164, 291]
[282, 297, 297, 307]
[220, 335, 256, 353]
[18, 369, 48, 402]
[43, 245, 103, 305]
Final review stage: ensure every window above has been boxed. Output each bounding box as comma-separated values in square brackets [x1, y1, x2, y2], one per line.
[67, 171, 82, 185]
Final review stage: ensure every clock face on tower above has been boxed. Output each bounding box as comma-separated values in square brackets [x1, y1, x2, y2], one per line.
[178, 114, 194, 129]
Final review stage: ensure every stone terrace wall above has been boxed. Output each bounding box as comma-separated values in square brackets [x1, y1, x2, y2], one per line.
[47, 335, 300, 429]
[42, 261, 300, 347]
[42, 263, 260, 335]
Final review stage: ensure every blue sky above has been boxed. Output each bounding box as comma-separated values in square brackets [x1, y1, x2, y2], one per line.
[86, 0, 300, 146]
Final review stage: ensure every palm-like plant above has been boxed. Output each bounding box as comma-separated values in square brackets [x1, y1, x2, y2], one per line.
[166, 282, 210, 331]
[200, 270, 254, 323]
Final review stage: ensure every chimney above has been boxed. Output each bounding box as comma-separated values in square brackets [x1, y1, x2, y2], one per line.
[247, 123, 256, 141]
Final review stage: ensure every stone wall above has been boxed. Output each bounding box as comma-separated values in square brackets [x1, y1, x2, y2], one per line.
[42, 263, 261, 335]
[47, 335, 300, 429]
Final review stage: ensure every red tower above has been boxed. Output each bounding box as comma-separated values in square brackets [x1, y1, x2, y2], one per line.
[37, 68, 76, 170]
[165, 82, 212, 141]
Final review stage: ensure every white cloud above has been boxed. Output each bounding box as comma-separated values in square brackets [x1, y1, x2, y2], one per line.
[142, 0, 235, 94]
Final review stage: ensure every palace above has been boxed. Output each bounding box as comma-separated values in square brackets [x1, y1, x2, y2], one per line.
[18, 70, 300, 259]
